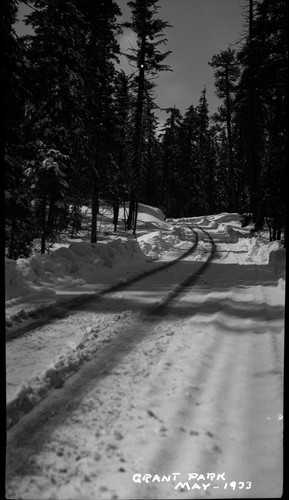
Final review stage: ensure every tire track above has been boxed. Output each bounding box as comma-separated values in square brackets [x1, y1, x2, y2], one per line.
[6, 227, 215, 430]
[149, 227, 216, 315]
[6, 228, 199, 342]
[6, 227, 284, 500]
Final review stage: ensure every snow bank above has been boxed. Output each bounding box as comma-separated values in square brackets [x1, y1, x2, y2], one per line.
[5, 258, 39, 300]
[137, 203, 168, 224]
[137, 226, 190, 260]
[216, 223, 241, 242]
[213, 212, 241, 224]
[244, 237, 284, 266]
[5, 202, 179, 309]
[6, 207, 285, 322]
[5, 238, 149, 304]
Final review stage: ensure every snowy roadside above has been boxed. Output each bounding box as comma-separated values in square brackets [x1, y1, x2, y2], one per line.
[6, 204, 199, 426]
[6, 208, 285, 432]
[5, 204, 186, 329]
[6, 209, 285, 500]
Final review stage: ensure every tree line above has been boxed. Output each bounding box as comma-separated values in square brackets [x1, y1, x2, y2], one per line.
[4, 0, 287, 259]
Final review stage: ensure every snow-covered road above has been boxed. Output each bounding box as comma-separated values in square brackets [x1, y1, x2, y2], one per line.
[6, 217, 285, 499]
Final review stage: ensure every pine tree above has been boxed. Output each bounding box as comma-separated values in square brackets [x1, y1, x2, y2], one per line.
[104, 71, 133, 230]
[236, 0, 264, 223]
[137, 98, 161, 206]
[205, 127, 219, 214]
[79, 0, 122, 242]
[22, 0, 88, 247]
[209, 48, 240, 211]
[24, 0, 87, 156]
[237, 0, 287, 241]
[160, 106, 182, 215]
[4, 0, 34, 258]
[25, 143, 69, 253]
[195, 88, 212, 214]
[124, 0, 171, 233]
[210, 124, 232, 212]
[179, 105, 202, 216]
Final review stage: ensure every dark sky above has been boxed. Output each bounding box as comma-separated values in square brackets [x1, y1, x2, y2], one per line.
[16, 1, 245, 123]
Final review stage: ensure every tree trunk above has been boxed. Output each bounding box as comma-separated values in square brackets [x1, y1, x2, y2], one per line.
[40, 193, 47, 254]
[47, 197, 56, 238]
[127, 11, 146, 231]
[272, 221, 277, 241]
[266, 217, 272, 242]
[91, 170, 99, 243]
[133, 199, 139, 235]
[113, 200, 119, 231]
[225, 65, 237, 212]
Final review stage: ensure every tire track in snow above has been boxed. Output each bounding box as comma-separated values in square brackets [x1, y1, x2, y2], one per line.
[128, 300, 241, 499]
[6, 228, 199, 342]
[128, 251, 284, 499]
[6, 227, 214, 430]
[6, 228, 284, 499]
[5, 312, 223, 500]
[129, 338, 283, 498]
[148, 227, 216, 315]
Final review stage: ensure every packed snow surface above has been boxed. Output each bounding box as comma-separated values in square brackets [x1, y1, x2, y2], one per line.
[6, 205, 285, 499]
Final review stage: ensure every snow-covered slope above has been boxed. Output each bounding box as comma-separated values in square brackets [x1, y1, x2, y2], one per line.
[5, 206, 285, 327]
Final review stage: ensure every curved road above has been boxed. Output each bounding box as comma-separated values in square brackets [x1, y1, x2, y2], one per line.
[6, 227, 284, 499]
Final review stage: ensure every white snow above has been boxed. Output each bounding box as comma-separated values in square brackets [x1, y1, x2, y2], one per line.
[6, 205, 285, 499]
[5, 203, 175, 324]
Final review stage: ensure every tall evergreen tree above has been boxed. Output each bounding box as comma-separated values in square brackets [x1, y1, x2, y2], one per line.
[25, 143, 69, 253]
[236, 0, 264, 223]
[22, 0, 88, 249]
[209, 48, 240, 211]
[79, 0, 121, 242]
[178, 105, 203, 216]
[195, 88, 213, 214]
[136, 98, 161, 207]
[237, 0, 287, 240]
[24, 0, 87, 156]
[160, 106, 182, 215]
[124, 0, 171, 232]
[4, 0, 34, 258]
[105, 70, 133, 230]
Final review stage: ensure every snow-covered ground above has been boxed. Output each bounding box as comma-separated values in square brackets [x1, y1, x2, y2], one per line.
[6, 205, 285, 499]
[5, 204, 175, 324]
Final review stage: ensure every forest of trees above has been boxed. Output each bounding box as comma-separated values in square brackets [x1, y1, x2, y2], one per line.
[4, 0, 287, 259]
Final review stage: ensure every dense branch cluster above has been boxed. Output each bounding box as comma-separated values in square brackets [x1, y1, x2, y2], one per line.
[4, 0, 287, 258]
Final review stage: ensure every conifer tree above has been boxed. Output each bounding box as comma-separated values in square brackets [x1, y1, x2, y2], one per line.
[160, 106, 182, 215]
[105, 71, 133, 230]
[4, 0, 34, 258]
[137, 98, 161, 207]
[195, 88, 212, 213]
[237, 0, 287, 241]
[79, 0, 121, 242]
[24, 0, 87, 156]
[209, 48, 240, 211]
[143, 103, 156, 206]
[179, 105, 202, 216]
[22, 0, 88, 248]
[25, 143, 69, 253]
[236, 0, 264, 222]
[124, 0, 171, 232]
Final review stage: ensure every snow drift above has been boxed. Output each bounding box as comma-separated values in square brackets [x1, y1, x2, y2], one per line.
[5, 207, 285, 324]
